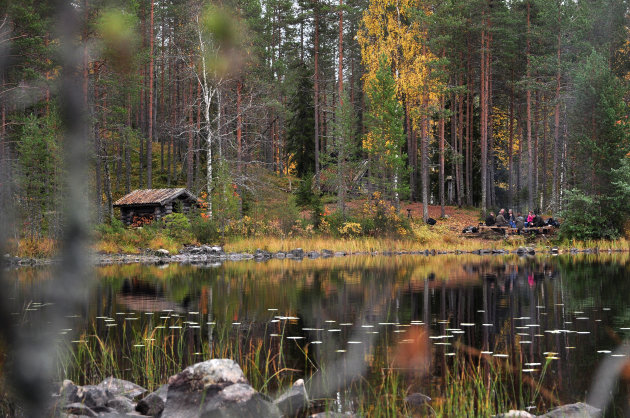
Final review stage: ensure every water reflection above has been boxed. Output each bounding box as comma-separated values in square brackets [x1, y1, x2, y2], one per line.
[5, 253, 630, 414]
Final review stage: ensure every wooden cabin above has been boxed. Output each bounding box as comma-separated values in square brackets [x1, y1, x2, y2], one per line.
[113, 188, 198, 226]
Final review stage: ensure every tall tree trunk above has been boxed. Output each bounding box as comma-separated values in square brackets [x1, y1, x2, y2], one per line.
[439, 94, 445, 217]
[338, 0, 343, 101]
[147, 0, 154, 188]
[421, 91, 429, 222]
[526, 1, 533, 211]
[160, 0, 165, 172]
[466, 37, 472, 206]
[187, 77, 194, 190]
[451, 91, 458, 206]
[236, 80, 243, 214]
[314, 1, 320, 189]
[406, 104, 415, 201]
[508, 78, 514, 210]
[552, 8, 561, 215]
[480, 16, 488, 217]
[457, 75, 464, 207]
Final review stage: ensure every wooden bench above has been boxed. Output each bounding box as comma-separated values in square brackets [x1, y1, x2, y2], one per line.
[475, 225, 555, 236]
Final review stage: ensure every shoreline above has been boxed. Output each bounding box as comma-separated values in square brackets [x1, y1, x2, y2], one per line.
[3, 245, 629, 268]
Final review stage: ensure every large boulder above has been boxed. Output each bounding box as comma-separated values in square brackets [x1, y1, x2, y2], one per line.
[161, 359, 281, 418]
[540, 403, 600, 417]
[274, 379, 309, 416]
[98, 377, 148, 401]
[136, 392, 165, 416]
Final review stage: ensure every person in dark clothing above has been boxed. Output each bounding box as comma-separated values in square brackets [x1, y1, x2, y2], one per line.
[496, 209, 509, 227]
[533, 214, 545, 227]
[508, 209, 516, 227]
[515, 213, 525, 232]
[485, 212, 496, 226]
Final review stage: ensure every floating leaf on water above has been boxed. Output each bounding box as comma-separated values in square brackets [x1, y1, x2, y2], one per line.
[519, 341, 532, 344]
[160, 317, 170, 319]
[270, 333, 280, 337]
[595, 319, 603, 322]
[603, 308, 611, 311]
[311, 341, 322, 344]
[189, 326, 201, 329]
[535, 334, 544, 337]
[367, 331, 379, 334]
[194, 352, 203, 355]
[104, 319, 115, 322]
[96, 316, 108, 319]
[232, 322, 241, 325]
[133, 344, 145, 348]
[620, 327, 630, 330]
[348, 341, 362, 344]
[517, 333, 529, 336]
[493, 354, 509, 358]
[339, 323, 353, 326]
[270, 320, 279, 323]
[574, 311, 584, 314]
[481, 351, 493, 355]
[336, 350, 347, 353]
[543, 352, 558, 355]
[536, 306, 545, 309]
[207, 322, 216, 325]
[577, 331, 591, 335]
[71, 340, 86, 343]
[378, 322, 396, 325]
[267, 308, 278, 311]
[612, 354, 627, 357]
[106, 324, 117, 327]
[597, 350, 612, 354]
[145, 313, 154, 315]
[477, 310, 485, 313]
[545, 330, 561, 334]
[362, 325, 375, 328]
[116, 312, 126, 315]
[564, 321, 573, 324]
[546, 356, 560, 360]
[445, 328, 461, 331]
[162, 309, 173, 312]
[155, 326, 165, 329]
[516, 326, 529, 330]
[145, 338, 155, 341]
[325, 320, 336, 323]
[445, 353, 456, 356]
[525, 363, 541, 366]
[188, 312, 199, 315]
[576, 317, 589, 320]
[393, 330, 406, 333]
[522, 369, 538, 373]
[287, 336, 305, 340]
[482, 324, 493, 327]
[125, 318, 138, 321]
[515, 317, 531, 320]
[450, 330, 465, 334]
[328, 329, 341, 332]
[526, 324, 540, 327]
[169, 326, 182, 329]
[434, 342, 451, 346]
[460, 323, 475, 327]
[566, 347, 576, 349]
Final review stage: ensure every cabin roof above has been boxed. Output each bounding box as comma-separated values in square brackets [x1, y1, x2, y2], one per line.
[113, 188, 197, 207]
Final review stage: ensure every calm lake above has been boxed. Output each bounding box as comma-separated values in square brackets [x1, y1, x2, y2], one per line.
[5, 253, 630, 416]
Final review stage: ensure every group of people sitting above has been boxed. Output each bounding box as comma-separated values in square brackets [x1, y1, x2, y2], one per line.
[485, 209, 547, 230]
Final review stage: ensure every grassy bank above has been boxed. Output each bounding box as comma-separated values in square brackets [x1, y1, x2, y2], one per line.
[6, 202, 630, 259]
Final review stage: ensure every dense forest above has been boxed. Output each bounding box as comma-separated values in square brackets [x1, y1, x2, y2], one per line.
[1, 0, 629, 243]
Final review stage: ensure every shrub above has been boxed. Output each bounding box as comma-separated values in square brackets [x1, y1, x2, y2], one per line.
[559, 189, 618, 241]
[162, 213, 192, 241]
[190, 215, 220, 244]
[339, 222, 362, 237]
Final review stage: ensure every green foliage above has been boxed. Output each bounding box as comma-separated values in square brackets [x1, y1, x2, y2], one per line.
[16, 112, 62, 239]
[363, 56, 408, 203]
[561, 158, 630, 241]
[286, 62, 316, 178]
[190, 215, 220, 244]
[560, 189, 618, 241]
[162, 213, 192, 241]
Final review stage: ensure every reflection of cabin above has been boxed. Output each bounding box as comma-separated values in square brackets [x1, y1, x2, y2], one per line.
[113, 188, 198, 226]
